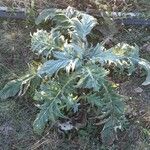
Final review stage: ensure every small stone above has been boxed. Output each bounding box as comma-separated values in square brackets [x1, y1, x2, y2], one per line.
[142, 43, 150, 52]
[58, 121, 74, 131]
[134, 87, 143, 93]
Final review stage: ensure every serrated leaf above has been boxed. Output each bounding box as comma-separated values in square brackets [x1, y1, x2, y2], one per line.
[63, 95, 75, 111]
[90, 43, 139, 65]
[136, 58, 150, 85]
[81, 14, 97, 36]
[88, 43, 149, 81]
[72, 14, 97, 40]
[112, 99, 125, 115]
[0, 80, 22, 100]
[123, 56, 150, 85]
[35, 8, 59, 25]
[36, 8, 73, 31]
[53, 51, 68, 59]
[34, 80, 61, 101]
[101, 118, 116, 145]
[51, 30, 65, 47]
[68, 43, 84, 59]
[53, 14, 70, 25]
[38, 47, 80, 76]
[87, 93, 103, 107]
[33, 100, 64, 134]
[111, 43, 139, 59]
[27, 75, 41, 97]
[31, 30, 63, 57]
[38, 59, 70, 76]
[86, 43, 105, 59]
[65, 6, 79, 18]
[77, 65, 108, 91]
[31, 30, 52, 55]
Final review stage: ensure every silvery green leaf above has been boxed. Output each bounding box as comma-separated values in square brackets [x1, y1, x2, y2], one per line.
[72, 103, 80, 113]
[65, 6, 79, 18]
[86, 43, 119, 64]
[38, 59, 70, 76]
[66, 59, 79, 73]
[53, 51, 69, 60]
[0, 74, 40, 100]
[89, 43, 142, 76]
[31, 30, 52, 55]
[35, 8, 59, 25]
[72, 14, 97, 40]
[81, 14, 97, 36]
[33, 100, 64, 134]
[101, 118, 116, 145]
[77, 65, 108, 91]
[87, 93, 104, 107]
[136, 58, 150, 85]
[0, 80, 22, 100]
[86, 43, 105, 58]
[108, 43, 139, 59]
[51, 30, 65, 47]
[112, 99, 125, 115]
[90, 43, 139, 63]
[31, 30, 64, 57]
[68, 43, 84, 59]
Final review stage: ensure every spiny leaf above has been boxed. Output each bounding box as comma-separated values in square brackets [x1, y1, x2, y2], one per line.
[87, 93, 104, 107]
[81, 14, 97, 36]
[38, 48, 80, 76]
[72, 14, 97, 41]
[53, 14, 71, 26]
[112, 99, 125, 116]
[31, 30, 52, 55]
[77, 65, 108, 91]
[35, 8, 60, 25]
[89, 43, 139, 64]
[110, 43, 139, 59]
[135, 58, 150, 85]
[0, 80, 22, 100]
[87, 43, 120, 64]
[62, 95, 77, 111]
[33, 100, 64, 134]
[38, 59, 70, 76]
[26, 75, 42, 97]
[2, 6, 149, 145]
[102, 83, 125, 114]
[0, 73, 40, 100]
[31, 30, 64, 56]
[35, 8, 73, 29]
[101, 118, 116, 145]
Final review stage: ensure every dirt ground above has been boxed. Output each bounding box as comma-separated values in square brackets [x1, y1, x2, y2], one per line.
[0, 0, 150, 149]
